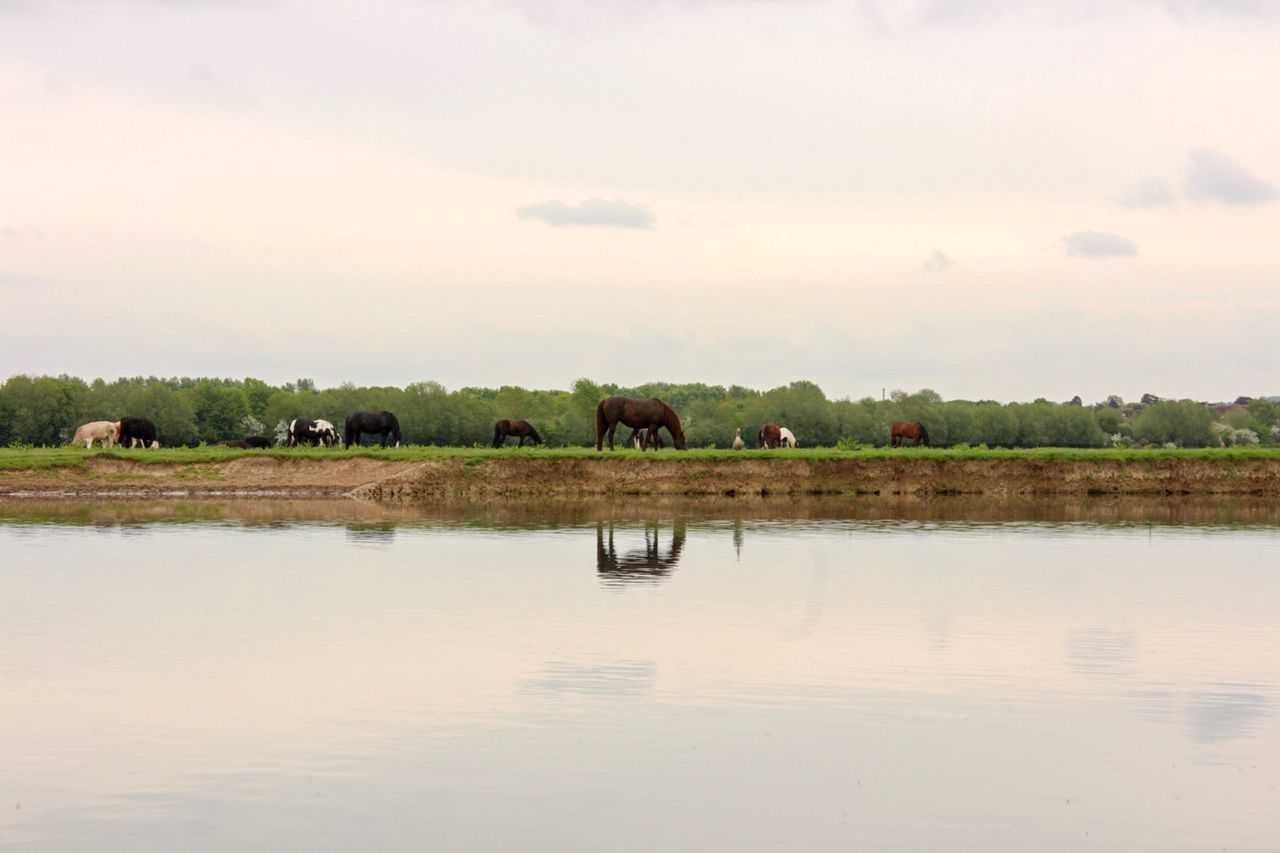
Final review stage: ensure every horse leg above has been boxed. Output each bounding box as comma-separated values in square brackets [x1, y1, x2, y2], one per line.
[607, 421, 618, 451]
[518, 436, 525, 447]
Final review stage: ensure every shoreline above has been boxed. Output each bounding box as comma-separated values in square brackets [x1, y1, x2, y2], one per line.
[3, 453, 1280, 500]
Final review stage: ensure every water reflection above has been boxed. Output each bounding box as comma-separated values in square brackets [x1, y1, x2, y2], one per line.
[7, 493, 1280, 531]
[1, 496, 1278, 852]
[595, 520, 685, 586]
[1185, 684, 1276, 744]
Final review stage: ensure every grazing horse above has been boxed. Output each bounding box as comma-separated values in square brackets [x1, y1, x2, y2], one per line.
[244, 436, 273, 449]
[288, 418, 340, 447]
[779, 427, 798, 448]
[758, 422, 782, 449]
[72, 421, 118, 449]
[493, 419, 543, 448]
[116, 417, 158, 449]
[732, 428, 745, 450]
[628, 428, 664, 450]
[890, 421, 930, 447]
[345, 411, 401, 448]
[595, 397, 688, 451]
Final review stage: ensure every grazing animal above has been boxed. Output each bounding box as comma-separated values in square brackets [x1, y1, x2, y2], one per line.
[758, 422, 782, 449]
[344, 411, 401, 448]
[596, 521, 686, 585]
[288, 418, 340, 447]
[493, 419, 543, 448]
[72, 421, 118, 449]
[116, 417, 158, 449]
[595, 397, 688, 451]
[890, 421, 930, 447]
[244, 436, 273, 449]
[628, 428, 664, 450]
[779, 427, 798, 448]
[219, 439, 251, 449]
[732, 428, 745, 450]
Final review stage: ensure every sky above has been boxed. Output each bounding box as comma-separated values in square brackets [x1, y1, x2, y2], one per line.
[2, 0, 1278, 403]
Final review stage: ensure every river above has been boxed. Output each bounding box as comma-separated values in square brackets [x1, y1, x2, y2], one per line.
[2, 497, 1277, 851]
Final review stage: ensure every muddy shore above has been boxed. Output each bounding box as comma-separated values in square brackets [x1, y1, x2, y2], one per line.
[2, 454, 1279, 500]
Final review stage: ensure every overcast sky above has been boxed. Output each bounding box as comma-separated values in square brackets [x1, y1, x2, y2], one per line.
[2, 0, 1278, 402]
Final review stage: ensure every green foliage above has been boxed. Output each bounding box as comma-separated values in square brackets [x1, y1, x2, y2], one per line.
[1131, 400, 1216, 448]
[0, 374, 1272, 449]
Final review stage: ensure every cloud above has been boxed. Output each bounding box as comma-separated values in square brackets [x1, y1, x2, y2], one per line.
[1062, 230, 1137, 258]
[923, 249, 951, 272]
[1117, 178, 1175, 208]
[514, 198, 656, 229]
[1185, 148, 1277, 206]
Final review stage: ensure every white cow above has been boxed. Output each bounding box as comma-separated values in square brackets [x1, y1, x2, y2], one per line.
[72, 421, 118, 449]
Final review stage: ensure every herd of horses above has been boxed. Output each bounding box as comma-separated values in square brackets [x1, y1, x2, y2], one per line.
[70, 398, 932, 450]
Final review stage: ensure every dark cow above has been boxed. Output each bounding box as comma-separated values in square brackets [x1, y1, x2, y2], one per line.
[244, 436, 273, 449]
[116, 416, 158, 449]
[288, 418, 340, 447]
[344, 411, 401, 448]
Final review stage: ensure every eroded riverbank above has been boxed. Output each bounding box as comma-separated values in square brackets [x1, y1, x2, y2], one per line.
[3, 453, 1280, 499]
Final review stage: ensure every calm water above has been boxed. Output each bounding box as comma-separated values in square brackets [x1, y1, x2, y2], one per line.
[1, 498, 1278, 852]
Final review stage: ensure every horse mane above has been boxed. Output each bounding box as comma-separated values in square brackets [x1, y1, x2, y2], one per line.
[918, 422, 930, 444]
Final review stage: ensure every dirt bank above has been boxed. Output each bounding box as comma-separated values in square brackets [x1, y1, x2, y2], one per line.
[3, 454, 1279, 500]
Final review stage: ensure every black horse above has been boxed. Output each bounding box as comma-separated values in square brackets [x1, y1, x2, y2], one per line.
[493, 419, 543, 448]
[344, 411, 401, 448]
[595, 397, 688, 451]
[116, 416, 158, 449]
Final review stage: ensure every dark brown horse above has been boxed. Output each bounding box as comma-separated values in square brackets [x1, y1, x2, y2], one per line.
[493, 419, 543, 448]
[596, 397, 688, 451]
[596, 520, 686, 585]
[758, 422, 782, 449]
[890, 421, 930, 447]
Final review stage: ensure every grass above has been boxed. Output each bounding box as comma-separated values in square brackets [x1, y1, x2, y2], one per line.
[3, 444, 1280, 471]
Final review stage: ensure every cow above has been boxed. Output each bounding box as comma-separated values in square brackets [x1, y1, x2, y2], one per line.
[288, 418, 340, 447]
[72, 421, 119, 449]
[116, 417, 158, 449]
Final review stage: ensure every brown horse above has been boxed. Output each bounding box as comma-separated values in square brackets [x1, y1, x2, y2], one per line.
[596, 397, 688, 451]
[493, 419, 543, 448]
[758, 422, 781, 449]
[891, 421, 930, 447]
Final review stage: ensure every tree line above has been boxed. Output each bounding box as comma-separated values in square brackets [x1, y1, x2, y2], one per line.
[1, 374, 1277, 449]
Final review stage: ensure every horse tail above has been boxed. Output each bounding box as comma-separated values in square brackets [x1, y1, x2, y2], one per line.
[595, 401, 607, 450]
[493, 421, 504, 448]
[918, 423, 930, 446]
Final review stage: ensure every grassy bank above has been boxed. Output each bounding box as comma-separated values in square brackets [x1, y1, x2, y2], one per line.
[4, 444, 1280, 470]
[3, 445, 1280, 500]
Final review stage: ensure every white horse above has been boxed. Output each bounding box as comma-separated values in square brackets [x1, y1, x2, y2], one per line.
[731, 428, 745, 450]
[779, 427, 798, 448]
[72, 421, 118, 448]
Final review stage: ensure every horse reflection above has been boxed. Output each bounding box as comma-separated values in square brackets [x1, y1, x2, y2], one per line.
[596, 520, 686, 585]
